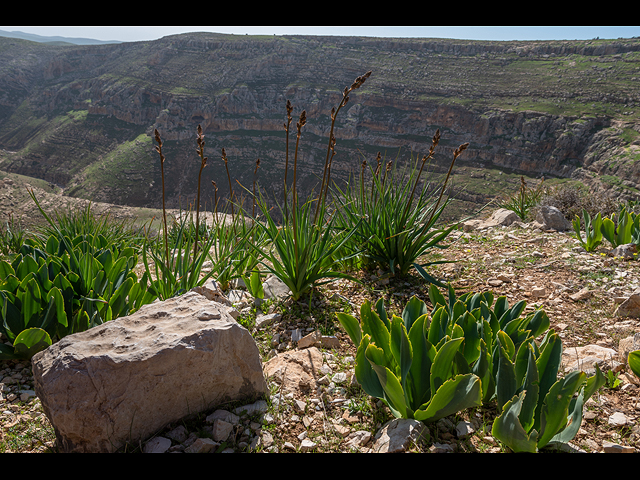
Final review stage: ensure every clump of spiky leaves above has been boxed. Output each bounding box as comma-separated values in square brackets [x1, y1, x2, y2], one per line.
[496, 176, 544, 222]
[146, 128, 217, 300]
[250, 72, 372, 301]
[332, 131, 469, 283]
[0, 213, 29, 258]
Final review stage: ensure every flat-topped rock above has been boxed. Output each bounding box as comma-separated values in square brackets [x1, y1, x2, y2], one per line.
[31, 290, 267, 453]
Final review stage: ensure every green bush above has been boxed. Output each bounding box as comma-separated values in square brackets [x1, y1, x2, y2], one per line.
[338, 284, 607, 452]
[572, 209, 604, 252]
[0, 232, 148, 360]
[496, 176, 544, 222]
[337, 296, 482, 423]
[332, 133, 468, 282]
[0, 214, 29, 258]
[0, 191, 154, 360]
[600, 205, 640, 248]
[428, 284, 605, 453]
[541, 182, 618, 222]
[249, 74, 372, 301]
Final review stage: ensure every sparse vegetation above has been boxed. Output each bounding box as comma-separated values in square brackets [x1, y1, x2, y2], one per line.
[2, 65, 640, 454]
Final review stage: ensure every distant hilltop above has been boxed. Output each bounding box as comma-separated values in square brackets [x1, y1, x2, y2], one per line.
[0, 29, 122, 45]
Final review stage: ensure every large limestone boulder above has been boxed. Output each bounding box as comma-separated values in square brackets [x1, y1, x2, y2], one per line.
[31, 290, 267, 453]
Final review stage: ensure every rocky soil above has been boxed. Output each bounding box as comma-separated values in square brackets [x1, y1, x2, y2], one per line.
[2, 211, 640, 453]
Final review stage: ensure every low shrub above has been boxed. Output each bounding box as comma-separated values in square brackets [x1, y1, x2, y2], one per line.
[541, 182, 618, 222]
[332, 131, 468, 283]
[496, 176, 544, 222]
[338, 284, 606, 452]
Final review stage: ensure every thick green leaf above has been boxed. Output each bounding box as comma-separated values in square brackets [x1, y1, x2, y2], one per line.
[517, 344, 540, 432]
[473, 338, 495, 403]
[46, 286, 68, 328]
[109, 276, 134, 319]
[21, 276, 43, 328]
[401, 295, 428, 331]
[456, 311, 482, 365]
[354, 335, 384, 399]
[16, 254, 39, 282]
[408, 314, 434, 408]
[525, 309, 550, 339]
[0, 260, 15, 281]
[390, 315, 412, 391]
[601, 217, 617, 246]
[430, 337, 464, 395]
[414, 373, 482, 423]
[537, 370, 586, 449]
[374, 298, 389, 330]
[361, 302, 393, 366]
[427, 306, 447, 346]
[496, 335, 518, 412]
[549, 364, 606, 446]
[629, 350, 640, 381]
[428, 284, 447, 309]
[12, 327, 52, 360]
[337, 312, 361, 347]
[493, 296, 508, 323]
[369, 362, 409, 419]
[491, 391, 539, 453]
[0, 290, 22, 341]
[534, 330, 563, 429]
[249, 268, 264, 300]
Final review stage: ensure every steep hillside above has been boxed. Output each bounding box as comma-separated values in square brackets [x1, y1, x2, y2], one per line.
[2, 32, 640, 217]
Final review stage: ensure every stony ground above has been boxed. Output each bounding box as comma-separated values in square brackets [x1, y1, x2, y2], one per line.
[2, 218, 640, 453]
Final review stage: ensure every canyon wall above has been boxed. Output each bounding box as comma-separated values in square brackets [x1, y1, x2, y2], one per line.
[1, 33, 639, 211]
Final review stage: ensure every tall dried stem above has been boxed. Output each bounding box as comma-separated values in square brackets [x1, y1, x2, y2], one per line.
[292, 110, 307, 261]
[422, 142, 469, 234]
[314, 71, 372, 224]
[253, 158, 260, 222]
[371, 152, 381, 203]
[360, 159, 367, 209]
[194, 125, 208, 259]
[283, 100, 293, 216]
[404, 129, 440, 219]
[292, 110, 307, 212]
[221, 148, 234, 220]
[211, 180, 218, 224]
[153, 129, 169, 263]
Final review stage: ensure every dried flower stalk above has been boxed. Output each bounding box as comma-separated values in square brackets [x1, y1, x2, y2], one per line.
[154, 128, 170, 263]
[315, 71, 372, 223]
[194, 124, 208, 258]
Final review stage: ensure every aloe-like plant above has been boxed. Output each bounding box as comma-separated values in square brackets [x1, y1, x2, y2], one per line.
[0, 213, 29, 258]
[251, 74, 373, 301]
[420, 283, 606, 451]
[496, 176, 544, 222]
[425, 283, 551, 405]
[491, 338, 605, 453]
[147, 128, 219, 300]
[601, 206, 640, 248]
[338, 296, 482, 423]
[142, 211, 217, 300]
[333, 133, 468, 282]
[572, 209, 603, 252]
[253, 192, 359, 302]
[0, 230, 148, 359]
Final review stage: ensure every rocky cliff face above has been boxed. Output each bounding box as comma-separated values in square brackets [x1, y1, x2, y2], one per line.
[1, 33, 640, 212]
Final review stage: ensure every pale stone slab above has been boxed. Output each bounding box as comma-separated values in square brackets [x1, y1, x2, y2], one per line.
[32, 290, 267, 453]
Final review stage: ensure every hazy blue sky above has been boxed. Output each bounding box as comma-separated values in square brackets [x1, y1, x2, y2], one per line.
[2, 26, 640, 42]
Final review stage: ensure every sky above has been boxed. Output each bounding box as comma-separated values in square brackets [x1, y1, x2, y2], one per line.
[2, 26, 640, 43]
